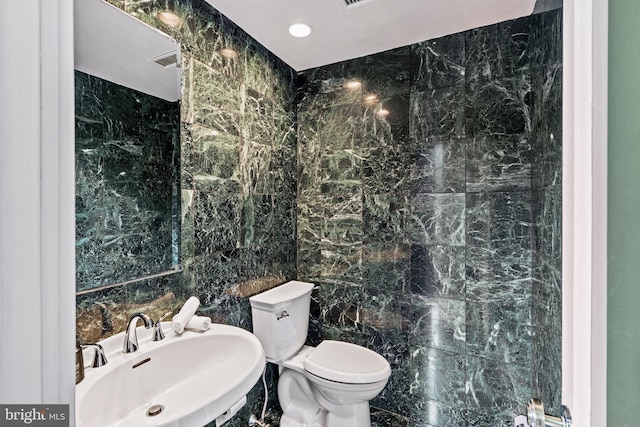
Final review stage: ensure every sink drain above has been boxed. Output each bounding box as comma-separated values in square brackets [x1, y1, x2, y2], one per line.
[146, 404, 164, 417]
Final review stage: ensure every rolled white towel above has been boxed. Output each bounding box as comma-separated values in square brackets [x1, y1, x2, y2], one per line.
[171, 296, 200, 334]
[185, 315, 211, 332]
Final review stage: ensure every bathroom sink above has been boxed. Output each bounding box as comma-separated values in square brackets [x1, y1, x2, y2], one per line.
[76, 323, 266, 427]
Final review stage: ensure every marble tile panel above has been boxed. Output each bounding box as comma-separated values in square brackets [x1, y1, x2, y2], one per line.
[241, 86, 274, 144]
[370, 407, 410, 427]
[180, 124, 194, 188]
[412, 138, 466, 194]
[322, 190, 363, 244]
[465, 74, 532, 137]
[76, 276, 179, 344]
[189, 1, 247, 79]
[352, 46, 411, 99]
[270, 195, 297, 280]
[192, 249, 241, 309]
[105, 0, 124, 8]
[190, 124, 241, 192]
[362, 241, 411, 297]
[531, 261, 562, 416]
[367, 330, 415, 417]
[76, 108, 177, 289]
[410, 244, 465, 299]
[271, 102, 297, 149]
[240, 140, 273, 194]
[316, 104, 366, 151]
[464, 356, 531, 427]
[180, 189, 195, 259]
[297, 65, 365, 110]
[530, 9, 563, 72]
[466, 134, 532, 192]
[296, 196, 324, 280]
[181, 54, 195, 125]
[241, 84, 295, 147]
[411, 193, 466, 246]
[465, 191, 532, 252]
[320, 148, 363, 182]
[314, 281, 366, 337]
[409, 346, 466, 406]
[361, 295, 407, 333]
[243, 42, 296, 106]
[363, 193, 411, 245]
[363, 95, 411, 147]
[410, 87, 466, 142]
[411, 32, 466, 91]
[532, 185, 562, 262]
[465, 298, 532, 366]
[271, 145, 297, 196]
[408, 398, 467, 427]
[465, 246, 531, 300]
[240, 194, 273, 247]
[193, 189, 240, 255]
[191, 59, 242, 136]
[532, 66, 562, 189]
[74, 72, 105, 123]
[531, 62, 562, 137]
[76, 285, 128, 343]
[362, 145, 411, 195]
[297, 111, 323, 196]
[319, 242, 363, 286]
[410, 296, 466, 354]
[239, 246, 272, 284]
[532, 132, 562, 190]
[465, 16, 533, 84]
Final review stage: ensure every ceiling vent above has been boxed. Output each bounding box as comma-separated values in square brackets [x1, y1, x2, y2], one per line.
[149, 51, 178, 67]
[338, 0, 385, 11]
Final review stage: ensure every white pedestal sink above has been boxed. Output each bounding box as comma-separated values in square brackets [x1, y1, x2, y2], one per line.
[76, 323, 266, 427]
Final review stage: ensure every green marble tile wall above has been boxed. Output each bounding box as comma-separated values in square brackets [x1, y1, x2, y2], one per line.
[77, 1, 298, 424]
[75, 71, 180, 291]
[296, 9, 562, 427]
[76, 2, 560, 426]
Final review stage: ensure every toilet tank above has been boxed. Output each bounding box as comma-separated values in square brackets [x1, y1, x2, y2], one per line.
[249, 280, 314, 363]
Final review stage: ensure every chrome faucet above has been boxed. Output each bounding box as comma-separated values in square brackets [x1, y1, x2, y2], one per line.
[82, 343, 108, 367]
[123, 312, 153, 354]
[152, 311, 172, 342]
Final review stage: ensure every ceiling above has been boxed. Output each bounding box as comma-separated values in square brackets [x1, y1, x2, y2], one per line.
[74, 0, 546, 101]
[75, 0, 181, 101]
[206, 0, 538, 71]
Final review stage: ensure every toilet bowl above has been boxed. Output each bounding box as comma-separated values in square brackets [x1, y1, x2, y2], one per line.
[249, 281, 391, 427]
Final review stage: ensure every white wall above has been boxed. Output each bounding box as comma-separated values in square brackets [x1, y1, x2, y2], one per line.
[562, 0, 608, 425]
[0, 0, 75, 415]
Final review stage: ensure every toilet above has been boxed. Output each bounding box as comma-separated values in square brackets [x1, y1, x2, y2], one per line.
[249, 281, 391, 427]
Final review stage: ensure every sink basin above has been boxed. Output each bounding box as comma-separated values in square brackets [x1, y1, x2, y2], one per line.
[76, 323, 266, 427]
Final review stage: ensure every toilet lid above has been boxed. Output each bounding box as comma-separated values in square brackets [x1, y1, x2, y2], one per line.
[303, 340, 391, 384]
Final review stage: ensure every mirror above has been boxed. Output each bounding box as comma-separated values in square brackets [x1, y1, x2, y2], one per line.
[74, 0, 181, 291]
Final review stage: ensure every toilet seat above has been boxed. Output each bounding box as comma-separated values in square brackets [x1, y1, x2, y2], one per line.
[303, 340, 391, 384]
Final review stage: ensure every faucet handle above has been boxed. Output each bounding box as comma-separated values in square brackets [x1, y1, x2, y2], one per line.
[81, 343, 108, 367]
[152, 311, 172, 341]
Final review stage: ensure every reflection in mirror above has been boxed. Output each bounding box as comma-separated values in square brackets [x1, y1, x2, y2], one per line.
[74, 0, 181, 291]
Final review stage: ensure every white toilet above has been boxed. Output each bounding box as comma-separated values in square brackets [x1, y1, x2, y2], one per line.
[249, 281, 391, 427]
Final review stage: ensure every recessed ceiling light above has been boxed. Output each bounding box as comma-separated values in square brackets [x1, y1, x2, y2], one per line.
[289, 23, 312, 38]
[377, 109, 390, 117]
[344, 80, 362, 90]
[219, 48, 238, 59]
[157, 11, 183, 28]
